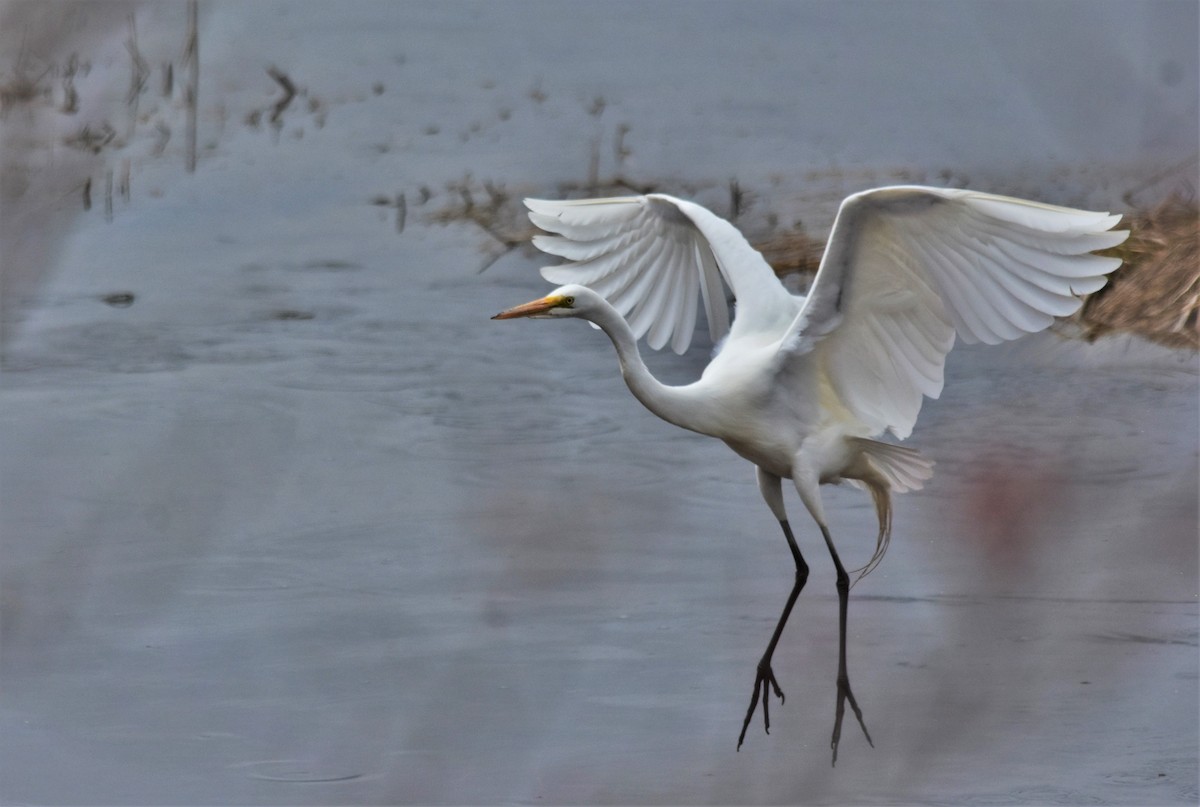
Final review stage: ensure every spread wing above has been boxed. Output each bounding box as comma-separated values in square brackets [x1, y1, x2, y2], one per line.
[526, 194, 796, 354]
[780, 186, 1128, 439]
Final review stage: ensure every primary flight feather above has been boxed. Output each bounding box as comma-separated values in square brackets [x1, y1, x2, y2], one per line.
[494, 185, 1127, 764]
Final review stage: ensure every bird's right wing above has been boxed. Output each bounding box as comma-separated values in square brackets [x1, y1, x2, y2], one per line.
[526, 194, 796, 354]
[778, 186, 1127, 440]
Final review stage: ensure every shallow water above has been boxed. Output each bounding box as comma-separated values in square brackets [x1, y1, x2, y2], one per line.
[2, 2, 1197, 804]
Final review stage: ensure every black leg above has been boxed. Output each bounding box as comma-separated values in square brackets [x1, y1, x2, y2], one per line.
[738, 519, 808, 750]
[818, 523, 873, 766]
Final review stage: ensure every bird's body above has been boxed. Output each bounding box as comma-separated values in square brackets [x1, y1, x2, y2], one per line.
[627, 327, 853, 483]
[669, 324, 863, 480]
[493, 185, 1127, 763]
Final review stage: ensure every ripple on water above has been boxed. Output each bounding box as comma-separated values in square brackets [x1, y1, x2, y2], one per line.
[945, 785, 1102, 805]
[272, 352, 437, 392]
[192, 522, 411, 599]
[191, 558, 307, 593]
[230, 759, 372, 784]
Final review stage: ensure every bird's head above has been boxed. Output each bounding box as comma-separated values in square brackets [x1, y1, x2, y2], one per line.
[491, 284, 597, 322]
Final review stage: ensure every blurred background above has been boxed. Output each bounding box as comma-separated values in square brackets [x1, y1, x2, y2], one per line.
[1, 2, 1196, 804]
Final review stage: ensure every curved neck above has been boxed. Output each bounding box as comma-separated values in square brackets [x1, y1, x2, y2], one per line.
[585, 301, 708, 435]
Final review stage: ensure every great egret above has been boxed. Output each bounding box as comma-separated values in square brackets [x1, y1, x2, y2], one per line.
[492, 186, 1127, 763]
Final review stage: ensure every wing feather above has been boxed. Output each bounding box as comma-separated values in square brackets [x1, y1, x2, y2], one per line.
[671, 253, 700, 355]
[526, 197, 643, 238]
[607, 236, 673, 322]
[526, 194, 793, 354]
[891, 309, 947, 390]
[694, 239, 731, 343]
[780, 186, 1127, 439]
[910, 233, 1009, 343]
[933, 230, 1031, 342]
[875, 315, 937, 399]
[534, 229, 643, 264]
[631, 240, 679, 346]
[645, 234, 688, 350]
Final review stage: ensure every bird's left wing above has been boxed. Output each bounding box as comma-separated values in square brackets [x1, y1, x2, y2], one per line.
[778, 186, 1128, 439]
[526, 194, 795, 354]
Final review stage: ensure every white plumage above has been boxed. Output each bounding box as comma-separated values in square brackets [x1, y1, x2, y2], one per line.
[494, 185, 1127, 763]
[530, 187, 1123, 439]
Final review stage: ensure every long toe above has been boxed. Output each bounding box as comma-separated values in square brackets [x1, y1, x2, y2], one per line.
[830, 676, 872, 766]
[737, 664, 785, 750]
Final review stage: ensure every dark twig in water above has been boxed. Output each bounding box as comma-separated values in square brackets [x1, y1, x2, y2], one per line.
[104, 168, 114, 223]
[427, 178, 530, 272]
[64, 122, 116, 153]
[60, 53, 79, 114]
[184, 0, 198, 173]
[125, 12, 150, 140]
[586, 137, 600, 194]
[614, 123, 631, 168]
[475, 245, 519, 274]
[267, 66, 296, 124]
[119, 159, 131, 203]
[153, 120, 171, 156]
[483, 180, 507, 208]
[0, 29, 51, 113]
[730, 179, 745, 221]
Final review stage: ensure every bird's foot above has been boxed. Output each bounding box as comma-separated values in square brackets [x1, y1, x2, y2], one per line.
[737, 659, 785, 750]
[830, 674, 873, 766]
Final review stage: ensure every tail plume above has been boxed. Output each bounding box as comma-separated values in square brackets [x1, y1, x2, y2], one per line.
[846, 437, 934, 585]
[852, 476, 893, 586]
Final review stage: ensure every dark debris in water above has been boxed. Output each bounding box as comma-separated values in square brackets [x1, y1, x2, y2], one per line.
[300, 259, 361, 272]
[101, 292, 136, 308]
[64, 121, 117, 154]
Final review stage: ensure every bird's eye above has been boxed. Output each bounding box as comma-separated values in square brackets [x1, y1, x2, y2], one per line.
[564, 296, 575, 306]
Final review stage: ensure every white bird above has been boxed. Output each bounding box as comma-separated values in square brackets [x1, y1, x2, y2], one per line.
[492, 186, 1127, 764]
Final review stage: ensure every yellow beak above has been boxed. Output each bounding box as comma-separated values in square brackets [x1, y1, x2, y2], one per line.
[492, 294, 569, 320]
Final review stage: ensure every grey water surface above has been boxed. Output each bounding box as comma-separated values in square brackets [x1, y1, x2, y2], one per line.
[1, 2, 1197, 804]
